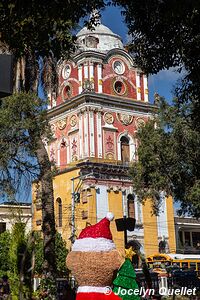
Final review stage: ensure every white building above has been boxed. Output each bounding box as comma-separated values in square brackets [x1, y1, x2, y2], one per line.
[0, 202, 32, 233]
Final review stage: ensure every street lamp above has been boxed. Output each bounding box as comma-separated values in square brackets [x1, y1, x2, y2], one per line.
[115, 193, 136, 247]
[70, 175, 82, 244]
[115, 216, 136, 247]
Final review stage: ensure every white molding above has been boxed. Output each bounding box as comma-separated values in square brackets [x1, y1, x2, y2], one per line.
[102, 125, 118, 131]
[89, 62, 94, 82]
[84, 111, 88, 157]
[79, 113, 83, 158]
[96, 186, 109, 222]
[97, 64, 102, 93]
[157, 192, 169, 239]
[136, 72, 141, 101]
[143, 74, 149, 102]
[97, 112, 102, 157]
[84, 62, 88, 80]
[68, 128, 79, 135]
[78, 65, 82, 94]
[89, 110, 95, 157]
[117, 132, 136, 161]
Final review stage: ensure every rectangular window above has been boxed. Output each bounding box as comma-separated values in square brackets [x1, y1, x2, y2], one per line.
[184, 231, 191, 246]
[178, 231, 183, 245]
[192, 232, 200, 248]
[128, 200, 135, 218]
[82, 210, 88, 220]
[58, 203, 62, 227]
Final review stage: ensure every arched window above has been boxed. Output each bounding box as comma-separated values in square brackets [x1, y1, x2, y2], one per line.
[120, 136, 130, 163]
[127, 194, 135, 219]
[85, 36, 99, 48]
[56, 198, 62, 227]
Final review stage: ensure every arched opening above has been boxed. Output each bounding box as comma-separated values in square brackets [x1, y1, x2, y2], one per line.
[120, 136, 130, 163]
[114, 80, 126, 95]
[159, 239, 169, 253]
[85, 36, 99, 48]
[56, 198, 62, 228]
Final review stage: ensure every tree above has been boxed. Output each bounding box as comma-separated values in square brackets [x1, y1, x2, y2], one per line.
[0, 228, 68, 299]
[113, 0, 200, 125]
[130, 97, 200, 217]
[34, 231, 69, 277]
[0, 1, 105, 95]
[111, 0, 200, 216]
[8, 222, 33, 299]
[113, 259, 140, 300]
[0, 231, 11, 276]
[0, 92, 58, 282]
[0, 1, 105, 286]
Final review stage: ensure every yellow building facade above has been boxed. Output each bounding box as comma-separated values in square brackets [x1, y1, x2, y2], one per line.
[32, 163, 176, 256]
[32, 20, 176, 257]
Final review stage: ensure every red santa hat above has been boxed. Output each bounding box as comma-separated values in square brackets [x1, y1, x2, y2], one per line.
[72, 212, 116, 252]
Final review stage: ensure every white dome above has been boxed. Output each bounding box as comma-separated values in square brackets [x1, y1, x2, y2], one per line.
[76, 23, 124, 52]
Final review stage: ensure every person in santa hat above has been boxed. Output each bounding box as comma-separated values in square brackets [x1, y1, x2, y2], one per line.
[66, 212, 124, 300]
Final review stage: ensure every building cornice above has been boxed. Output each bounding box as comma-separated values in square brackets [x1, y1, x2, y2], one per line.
[47, 92, 157, 119]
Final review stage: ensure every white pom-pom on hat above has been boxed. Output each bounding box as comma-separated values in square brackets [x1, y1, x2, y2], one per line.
[106, 212, 114, 221]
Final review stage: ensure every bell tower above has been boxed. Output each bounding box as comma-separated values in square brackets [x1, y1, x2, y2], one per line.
[32, 21, 176, 256]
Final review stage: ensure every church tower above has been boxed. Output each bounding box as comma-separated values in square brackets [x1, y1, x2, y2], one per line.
[32, 19, 176, 256]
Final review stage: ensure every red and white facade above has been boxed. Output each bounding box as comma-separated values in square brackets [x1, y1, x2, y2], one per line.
[47, 22, 153, 169]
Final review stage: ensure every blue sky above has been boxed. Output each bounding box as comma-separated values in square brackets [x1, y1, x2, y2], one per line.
[101, 6, 182, 103]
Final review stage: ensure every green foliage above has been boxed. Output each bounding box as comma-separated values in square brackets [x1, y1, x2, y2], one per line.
[33, 277, 57, 300]
[106, 0, 200, 217]
[0, 92, 50, 196]
[130, 98, 200, 217]
[55, 232, 68, 276]
[34, 232, 44, 276]
[0, 229, 69, 298]
[8, 223, 32, 298]
[114, 0, 200, 131]
[0, 231, 11, 275]
[114, 0, 200, 75]
[0, 0, 105, 59]
[33, 232, 68, 299]
[34, 231, 68, 277]
[0, 227, 32, 298]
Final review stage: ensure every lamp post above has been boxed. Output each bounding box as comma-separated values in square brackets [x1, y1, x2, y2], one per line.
[115, 193, 136, 247]
[115, 215, 136, 247]
[71, 175, 82, 245]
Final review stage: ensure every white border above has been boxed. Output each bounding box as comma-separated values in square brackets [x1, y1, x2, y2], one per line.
[77, 286, 110, 294]
[72, 237, 116, 252]
[62, 64, 71, 79]
[112, 60, 125, 75]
